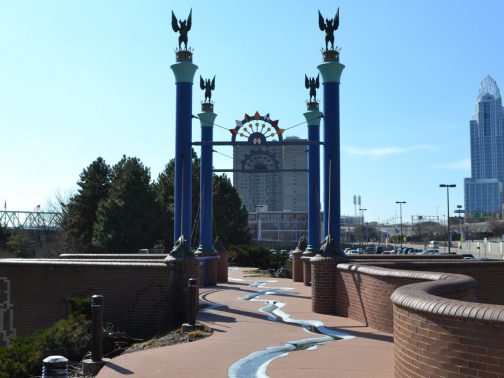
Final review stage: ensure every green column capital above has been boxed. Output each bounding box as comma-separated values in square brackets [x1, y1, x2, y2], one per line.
[304, 110, 323, 127]
[198, 111, 217, 128]
[317, 61, 345, 84]
[171, 61, 198, 84]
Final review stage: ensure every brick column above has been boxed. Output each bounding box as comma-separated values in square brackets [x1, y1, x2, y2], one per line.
[311, 255, 337, 314]
[301, 251, 316, 286]
[291, 250, 304, 282]
[214, 237, 228, 283]
[196, 255, 218, 287]
[164, 255, 200, 325]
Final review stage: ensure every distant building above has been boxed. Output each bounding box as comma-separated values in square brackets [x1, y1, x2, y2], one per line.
[248, 210, 361, 243]
[233, 136, 307, 212]
[464, 76, 504, 219]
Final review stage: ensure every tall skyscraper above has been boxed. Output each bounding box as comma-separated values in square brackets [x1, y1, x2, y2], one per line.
[233, 136, 308, 212]
[464, 76, 504, 218]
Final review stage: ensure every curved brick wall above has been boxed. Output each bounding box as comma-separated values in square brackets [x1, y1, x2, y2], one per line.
[391, 272, 504, 377]
[335, 264, 438, 333]
[333, 261, 504, 377]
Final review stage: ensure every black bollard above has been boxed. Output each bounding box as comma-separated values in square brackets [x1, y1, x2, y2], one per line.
[42, 355, 68, 377]
[187, 278, 197, 326]
[91, 295, 104, 362]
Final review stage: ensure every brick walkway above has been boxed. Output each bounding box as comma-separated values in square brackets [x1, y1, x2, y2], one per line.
[97, 267, 394, 377]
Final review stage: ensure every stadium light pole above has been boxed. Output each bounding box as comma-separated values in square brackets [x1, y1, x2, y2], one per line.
[359, 208, 367, 245]
[440, 184, 456, 254]
[395, 201, 406, 249]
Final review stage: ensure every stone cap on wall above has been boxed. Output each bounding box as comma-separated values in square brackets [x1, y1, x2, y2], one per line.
[59, 254, 167, 259]
[0, 258, 173, 269]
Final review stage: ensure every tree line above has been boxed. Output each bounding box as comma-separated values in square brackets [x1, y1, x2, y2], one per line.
[61, 150, 250, 254]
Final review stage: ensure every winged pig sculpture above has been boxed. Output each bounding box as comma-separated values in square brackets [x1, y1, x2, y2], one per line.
[172, 9, 192, 49]
[318, 9, 339, 50]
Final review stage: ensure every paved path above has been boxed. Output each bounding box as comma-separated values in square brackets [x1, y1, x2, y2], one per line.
[98, 268, 394, 378]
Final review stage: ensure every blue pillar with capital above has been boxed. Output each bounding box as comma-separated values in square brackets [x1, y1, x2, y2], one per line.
[305, 107, 323, 251]
[197, 106, 217, 253]
[171, 60, 198, 248]
[318, 57, 345, 250]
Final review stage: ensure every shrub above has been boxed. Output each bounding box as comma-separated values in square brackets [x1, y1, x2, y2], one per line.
[0, 310, 91, 377]
[228, 244, 289, 271]
[68, 296, 92, 320]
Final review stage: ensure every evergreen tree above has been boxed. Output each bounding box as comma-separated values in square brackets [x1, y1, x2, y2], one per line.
[61, 157, 111, 253]
[153, 160, 175, 249]
[213, 174, 251, 246]
[92, 156, 160, 253]
[0, 224, 8, 249]
[153, 149, 200, 250]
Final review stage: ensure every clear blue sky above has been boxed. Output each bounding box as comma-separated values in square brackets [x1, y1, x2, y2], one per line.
[1, 0, 503, 223]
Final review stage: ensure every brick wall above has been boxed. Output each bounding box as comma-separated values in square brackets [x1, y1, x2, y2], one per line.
[0, 259, 181, 346]
[394, 306, 504, 377]
[310, 257, 504, 376]
[360, 260, 504, 304]
[335, 266, 424, 333]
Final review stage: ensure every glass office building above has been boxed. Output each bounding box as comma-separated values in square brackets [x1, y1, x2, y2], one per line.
[464, 76, 504, 218]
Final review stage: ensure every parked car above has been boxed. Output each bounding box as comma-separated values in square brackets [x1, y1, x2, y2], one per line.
[417, 249, 439, 255]
[364, 247, 375, 254]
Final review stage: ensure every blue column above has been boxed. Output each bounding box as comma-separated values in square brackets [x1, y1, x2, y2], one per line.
[304, 109, 323, 251]
[171, 61, 198, 247]
[197, 109, 217, 253]
[318, 60, 345, 250]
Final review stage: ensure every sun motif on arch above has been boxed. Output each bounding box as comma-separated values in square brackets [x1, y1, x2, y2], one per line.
[229, 111, 285, 144]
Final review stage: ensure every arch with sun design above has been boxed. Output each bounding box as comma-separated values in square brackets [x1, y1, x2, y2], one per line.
[229, 111, 285, 145]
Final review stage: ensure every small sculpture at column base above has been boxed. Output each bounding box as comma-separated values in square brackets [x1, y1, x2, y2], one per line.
[168, 235, 195, 259]
[318, 234, 348, 261]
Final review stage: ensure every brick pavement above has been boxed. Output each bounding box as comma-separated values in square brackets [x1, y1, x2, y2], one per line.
[97, 267, 394, 377]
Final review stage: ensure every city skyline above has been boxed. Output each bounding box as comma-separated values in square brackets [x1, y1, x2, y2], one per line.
[1, 1, 504, 222]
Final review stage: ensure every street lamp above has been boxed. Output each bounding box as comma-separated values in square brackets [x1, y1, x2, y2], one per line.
[395, 201, 406, 249]
[439, 184, 456, 254]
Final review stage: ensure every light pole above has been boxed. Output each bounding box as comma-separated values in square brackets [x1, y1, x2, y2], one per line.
[396, 201, 406, 249]
[455, 205, 465, 251]
[439, 184, 456, 254]
[359, 208, 367, 245]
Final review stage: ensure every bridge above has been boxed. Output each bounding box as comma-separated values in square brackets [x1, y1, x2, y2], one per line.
[0, 210, 62, 231]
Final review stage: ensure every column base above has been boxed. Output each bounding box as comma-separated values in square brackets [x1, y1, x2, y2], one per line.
[311, 255, 337, 314]
[291, 250, 304, 282]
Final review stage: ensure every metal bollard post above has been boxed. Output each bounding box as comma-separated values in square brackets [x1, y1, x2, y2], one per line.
[187, 278, 197, 326]
[42, 355, 68, 378]
[91, 295, 104, 362]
